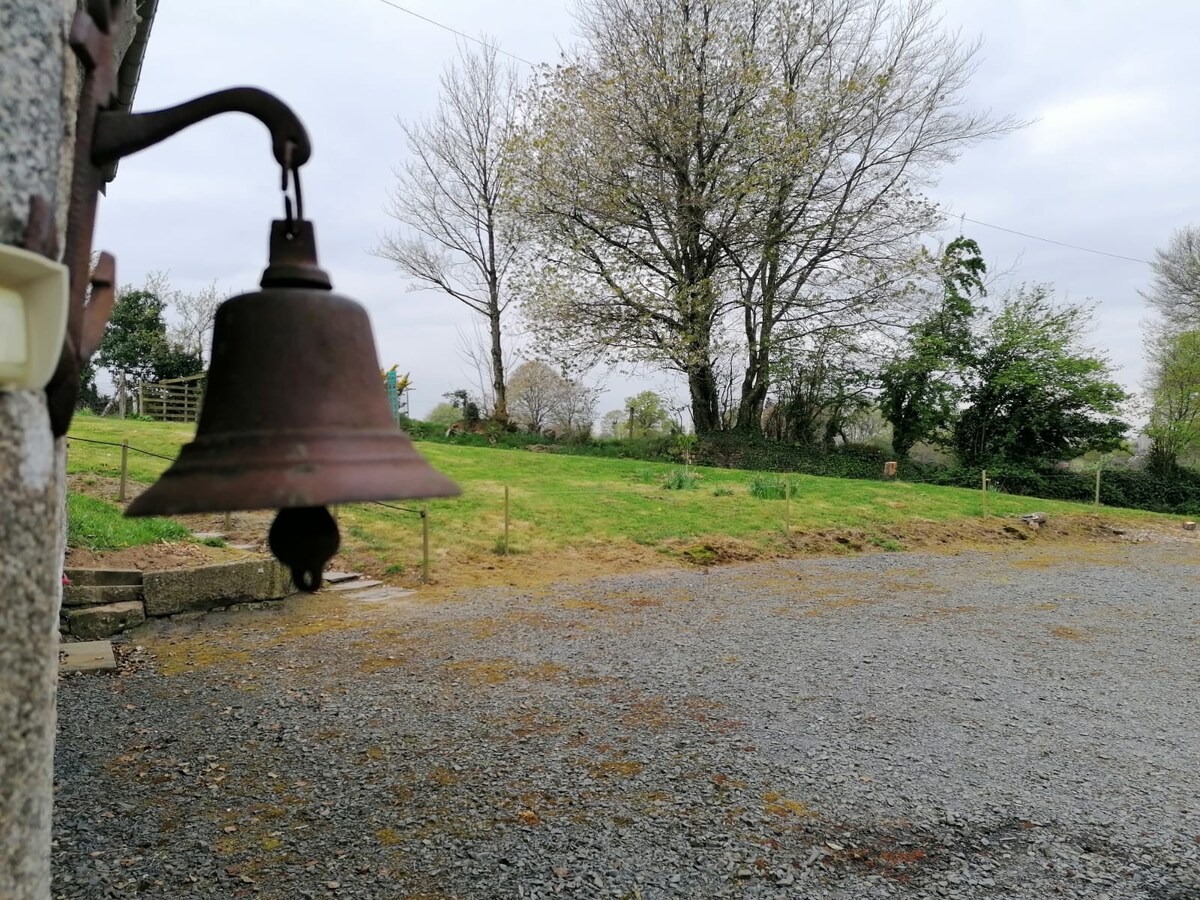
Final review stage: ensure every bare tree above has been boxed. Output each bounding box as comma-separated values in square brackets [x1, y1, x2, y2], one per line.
[551, 377, 600, 439]
[168, 280, 222, 361]
[375, 38, 523, 423]
[456, 318, 519, 417]
[507, 360, 563, 433]
[1143, 225, 1200, 330]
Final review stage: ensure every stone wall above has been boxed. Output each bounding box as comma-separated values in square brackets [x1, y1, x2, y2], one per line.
[61, 560, 295, 640]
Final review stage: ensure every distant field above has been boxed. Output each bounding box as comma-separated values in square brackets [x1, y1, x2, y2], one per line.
[65, 413, 1163, 585]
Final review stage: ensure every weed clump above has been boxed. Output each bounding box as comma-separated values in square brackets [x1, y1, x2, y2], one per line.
[662, 468, 700, 490]
[748, 475, 797, 500]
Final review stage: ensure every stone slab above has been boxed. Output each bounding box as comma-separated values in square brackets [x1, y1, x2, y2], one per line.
[323, 571, 361, 584]
[322, 579, 383, 592]
[62, 584, 143, 608]
[191, 532, 225, 541]
[59, 641, 117, 673]
[142, 558, 293, 617]
[345, 588, 415, 603]
[64, 568, 142, 586]
[62, 601, 145, 641]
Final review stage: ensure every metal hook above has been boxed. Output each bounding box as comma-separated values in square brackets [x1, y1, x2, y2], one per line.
[280, 142, 304, 236]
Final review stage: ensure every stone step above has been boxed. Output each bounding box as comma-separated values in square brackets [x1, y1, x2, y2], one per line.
[62, 601, 146, 641]
[59, 640, 117, 673]
[322, 579, 382, 593]
[63, 584, 144, 608]
[323, 571, 361, 584]
[345, 587, 414, 604]
[64, 567, 142, 586]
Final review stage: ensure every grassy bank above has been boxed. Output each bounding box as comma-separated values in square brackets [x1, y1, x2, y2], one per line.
[67, 491, 191, 551]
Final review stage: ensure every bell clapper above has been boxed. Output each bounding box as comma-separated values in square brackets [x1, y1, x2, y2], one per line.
[267, 506, 340, 593]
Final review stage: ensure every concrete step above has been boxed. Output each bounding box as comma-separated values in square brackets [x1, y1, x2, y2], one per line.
[63, 584, 144, 608]
[62, 601, 146, 641]
[59, 640, 117, 673]
[345, 587, 414, 604]
[65, 567, 142, 586]
[323, 571, 361, 584]
[322, 579, 383, 593]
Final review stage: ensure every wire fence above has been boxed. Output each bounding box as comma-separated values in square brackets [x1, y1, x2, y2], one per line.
[368, 501, 430, 583]
[65, 428, 1112, 587]
[65, 433, 440, 584]
[66, 434, 175, 502]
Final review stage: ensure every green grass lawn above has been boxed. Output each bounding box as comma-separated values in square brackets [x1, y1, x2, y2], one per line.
[65, 412, 1165, 579]
[67, 491, 191, 551]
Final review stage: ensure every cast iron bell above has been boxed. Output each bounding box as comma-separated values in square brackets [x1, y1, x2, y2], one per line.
[127, 218, 459, 590]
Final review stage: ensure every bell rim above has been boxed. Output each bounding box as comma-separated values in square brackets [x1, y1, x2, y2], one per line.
[126, 431, 460, 517]
[126, 463, 461, 517]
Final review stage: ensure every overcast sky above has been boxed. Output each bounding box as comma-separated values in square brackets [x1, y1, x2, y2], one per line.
[94, 0, 1200, 421]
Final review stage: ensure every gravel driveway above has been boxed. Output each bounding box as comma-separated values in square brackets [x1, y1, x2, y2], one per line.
[54, 538, 1200, 899]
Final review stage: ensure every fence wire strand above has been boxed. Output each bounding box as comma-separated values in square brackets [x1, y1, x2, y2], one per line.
[65, 435, 176, 462]
[371, 501, 422, 515]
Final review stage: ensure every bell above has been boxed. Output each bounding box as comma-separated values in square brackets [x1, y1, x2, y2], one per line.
[127, 218, 459, 589]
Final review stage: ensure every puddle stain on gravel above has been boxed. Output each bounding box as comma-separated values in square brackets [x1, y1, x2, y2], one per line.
[1048, 624, 1091, 641]
[762, 791, 815, 819]
[443, 658, 569, 686]
[587, 759, 645, 778]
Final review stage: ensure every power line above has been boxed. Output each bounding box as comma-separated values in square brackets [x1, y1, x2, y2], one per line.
[955, 215, 1150, 266]
[371, 0, 539, 67]
[372, 0, 1151, 269]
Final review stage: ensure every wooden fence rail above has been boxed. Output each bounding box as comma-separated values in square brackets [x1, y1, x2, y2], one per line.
[139, 373, 206, 423]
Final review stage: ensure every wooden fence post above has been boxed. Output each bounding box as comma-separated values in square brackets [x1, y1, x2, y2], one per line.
[118, 441, 128, 501]
[223, 511, 232, 531]
[981, 469, 988, 517]
[504, 485, 510, 555]
[784, 478, 791, 534]
[421, 507, 430, 584]
[1094, 466, 1102, 508]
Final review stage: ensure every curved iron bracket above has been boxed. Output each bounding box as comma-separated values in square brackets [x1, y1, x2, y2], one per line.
[92, 87, 311, 171]
[45, 0, 312, 436]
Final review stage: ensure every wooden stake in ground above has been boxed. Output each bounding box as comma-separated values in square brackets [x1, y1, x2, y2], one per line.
[118, 440, 128, 501]
[503, 484, 510, 555]
[421, 507, 430, 583]
[1095, 465, 1102, 508]
[981, 469, 988, 517]
[784, 479, 791, 534]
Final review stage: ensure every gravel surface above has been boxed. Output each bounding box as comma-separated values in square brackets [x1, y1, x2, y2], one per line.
[54, 538, 1200, 898]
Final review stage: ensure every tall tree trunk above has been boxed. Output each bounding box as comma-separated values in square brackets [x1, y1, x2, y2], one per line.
[735, 273, 778, 434]
[488, 300, 508, 425]
[688, 362, 722, 435]
[735, 343, 770, 433]
[117, 369, 127, 418]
